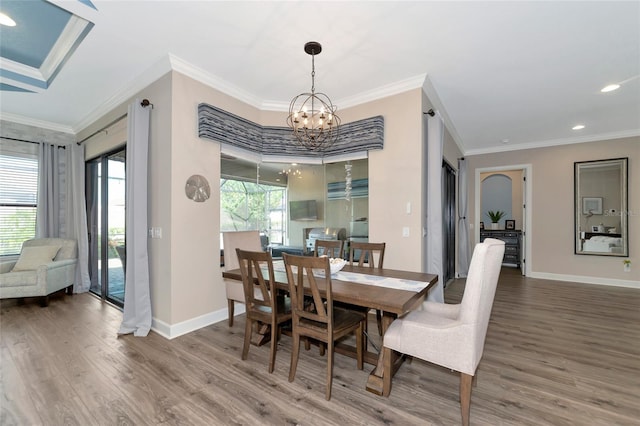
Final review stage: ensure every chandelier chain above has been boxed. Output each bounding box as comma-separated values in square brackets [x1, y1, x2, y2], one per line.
[311, 52, 316, 93]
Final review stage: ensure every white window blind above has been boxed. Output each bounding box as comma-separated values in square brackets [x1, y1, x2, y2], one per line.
[0, 147, 38, 256]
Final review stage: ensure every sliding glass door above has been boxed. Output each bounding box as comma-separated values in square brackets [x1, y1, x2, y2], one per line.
[86, 148, 126, 307]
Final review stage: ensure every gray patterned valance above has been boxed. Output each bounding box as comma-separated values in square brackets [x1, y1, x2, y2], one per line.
[198, 103, 383, 159]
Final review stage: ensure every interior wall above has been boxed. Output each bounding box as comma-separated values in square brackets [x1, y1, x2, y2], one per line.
[346, 90, 425, 270]
[168, 71, 263, 325]
[467, 136, 638, 286]
[78, 73, 175, 325]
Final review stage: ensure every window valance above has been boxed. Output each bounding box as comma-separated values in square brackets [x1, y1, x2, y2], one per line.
[198, 103, 383, 159]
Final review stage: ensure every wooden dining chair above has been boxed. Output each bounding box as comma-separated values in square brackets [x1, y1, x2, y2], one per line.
[349, 241, 385, 268]
[222, 231, 263, 327]
[349, 242, 386, 335]
[382, 238, 505, 426]
[314, 239, 344, 259]
[282, 253, 365, 400]
[236, 248, 291, 373]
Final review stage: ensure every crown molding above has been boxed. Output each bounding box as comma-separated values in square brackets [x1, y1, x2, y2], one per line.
[73, 55, 174, 133]
[0, 112, 74, 134]
[338, 74, 427, 110]
[422, 75, 467, 156]
[169, 54, 263, 108]
[464, 129, 640, 156]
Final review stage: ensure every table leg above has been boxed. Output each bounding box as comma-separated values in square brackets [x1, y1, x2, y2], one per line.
[366, 311, 404, 395]
[251, 322, 271, 346]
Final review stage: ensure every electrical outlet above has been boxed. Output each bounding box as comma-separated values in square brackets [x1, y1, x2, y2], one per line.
[402, 227, 410, 237]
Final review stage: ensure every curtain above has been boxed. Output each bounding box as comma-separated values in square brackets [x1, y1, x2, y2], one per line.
[36, 143, 63, 237]
[426, 112, 444, 303]
[118, 99, 152, 337]
[457, 158, 470, 278]
[65, 143, 91, 293]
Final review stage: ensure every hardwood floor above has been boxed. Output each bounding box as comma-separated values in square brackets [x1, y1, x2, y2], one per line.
[1, 268, 639, 425]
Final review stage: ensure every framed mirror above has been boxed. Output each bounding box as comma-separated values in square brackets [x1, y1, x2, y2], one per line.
[574, 157, 628, 256]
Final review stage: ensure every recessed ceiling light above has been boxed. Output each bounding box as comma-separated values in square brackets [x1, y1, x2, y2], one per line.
[500, 138, 509, 144]
[0, 12, 16, 27]
[601, 84, 620, 93]
[572, 124, 585, 130]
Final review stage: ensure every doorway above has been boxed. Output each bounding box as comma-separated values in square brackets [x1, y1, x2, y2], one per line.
[475, 164, 531, 276]
[86, 148, 126, 307]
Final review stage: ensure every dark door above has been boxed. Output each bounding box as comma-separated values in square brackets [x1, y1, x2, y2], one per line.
[442, 161, 456, 286]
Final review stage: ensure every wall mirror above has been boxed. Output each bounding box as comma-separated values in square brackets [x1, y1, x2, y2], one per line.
[220, 154, 368, 254]
[574, 157, 628, 256]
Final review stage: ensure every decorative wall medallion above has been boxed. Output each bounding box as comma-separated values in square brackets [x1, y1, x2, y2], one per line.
[185, 174, 210, 202]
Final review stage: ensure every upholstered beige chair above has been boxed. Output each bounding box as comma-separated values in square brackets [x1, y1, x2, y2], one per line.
[382, 238, 505, 426]
[0, 238, 78, 306]
[222, 231, 263, 326]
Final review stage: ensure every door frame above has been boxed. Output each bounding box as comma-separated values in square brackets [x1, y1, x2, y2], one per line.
[475, 164, 532, 276]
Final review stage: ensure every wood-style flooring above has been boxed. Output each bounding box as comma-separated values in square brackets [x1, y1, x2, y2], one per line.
[1, 268, 639, 425]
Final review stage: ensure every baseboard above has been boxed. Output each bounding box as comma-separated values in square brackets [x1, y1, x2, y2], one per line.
[151, 303, 246, 340]
[529, 271, 639, 289]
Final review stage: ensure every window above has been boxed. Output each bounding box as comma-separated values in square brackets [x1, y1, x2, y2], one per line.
[0, 143, 39, 255]
[220, 178, 286, 245]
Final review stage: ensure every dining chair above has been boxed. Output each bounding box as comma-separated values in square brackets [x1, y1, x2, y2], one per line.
[222, 231, 263, 327]
[282, 253, 366, 400]
[382, 238, 505, 426]
[349, 242, 386, 334]
[349, 241, 385, 268]
[314, 239, 344, 259]
[236, 248, 291, 373]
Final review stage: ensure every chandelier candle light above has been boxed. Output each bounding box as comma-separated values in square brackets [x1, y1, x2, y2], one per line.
[287, 41, 340, 151]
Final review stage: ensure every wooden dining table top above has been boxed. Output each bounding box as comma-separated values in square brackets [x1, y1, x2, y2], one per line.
[223, 264, 438, 316]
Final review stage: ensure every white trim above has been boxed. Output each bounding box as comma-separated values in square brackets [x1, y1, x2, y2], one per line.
[40, 16, 92, 81]
[422, 75, 466, 157]
[0, 113, 75, 134]
[170, 54, 263, 109]
[464, 129, 640, 156]
[337, 74, 427, 110]
[74, 55, 173, 133]
[151, 304, 246, 340]
[529, 271, 639, 289]
[475, 163, 533, 277]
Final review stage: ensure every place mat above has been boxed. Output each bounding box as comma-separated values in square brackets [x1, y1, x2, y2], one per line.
[270, 260, 428, 293]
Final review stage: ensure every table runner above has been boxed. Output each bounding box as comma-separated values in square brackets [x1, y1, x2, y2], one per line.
[270, 260, 428, 293]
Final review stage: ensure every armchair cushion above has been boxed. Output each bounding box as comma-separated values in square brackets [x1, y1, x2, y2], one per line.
[0, 238, 77, 302]
[12, 245, 61, 271]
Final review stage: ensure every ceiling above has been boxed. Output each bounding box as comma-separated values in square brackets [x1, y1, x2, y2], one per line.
[0, 1, 638, 155]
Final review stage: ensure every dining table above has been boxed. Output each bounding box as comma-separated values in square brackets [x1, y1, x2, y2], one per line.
[223, 261, 438, 395]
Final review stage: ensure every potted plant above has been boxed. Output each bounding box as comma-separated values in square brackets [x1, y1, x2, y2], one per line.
[486, 210, 506, 230]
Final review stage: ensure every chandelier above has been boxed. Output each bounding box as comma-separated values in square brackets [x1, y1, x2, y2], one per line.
[287, 41, 340, 151]
[279, 163, 302, 178]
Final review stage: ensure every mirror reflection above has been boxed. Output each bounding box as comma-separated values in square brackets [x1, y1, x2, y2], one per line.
[220, 155, 368, 259]
[575, 157, 628, 256]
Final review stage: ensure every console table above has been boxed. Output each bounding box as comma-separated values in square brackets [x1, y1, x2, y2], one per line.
[480, 230, 522, 267]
